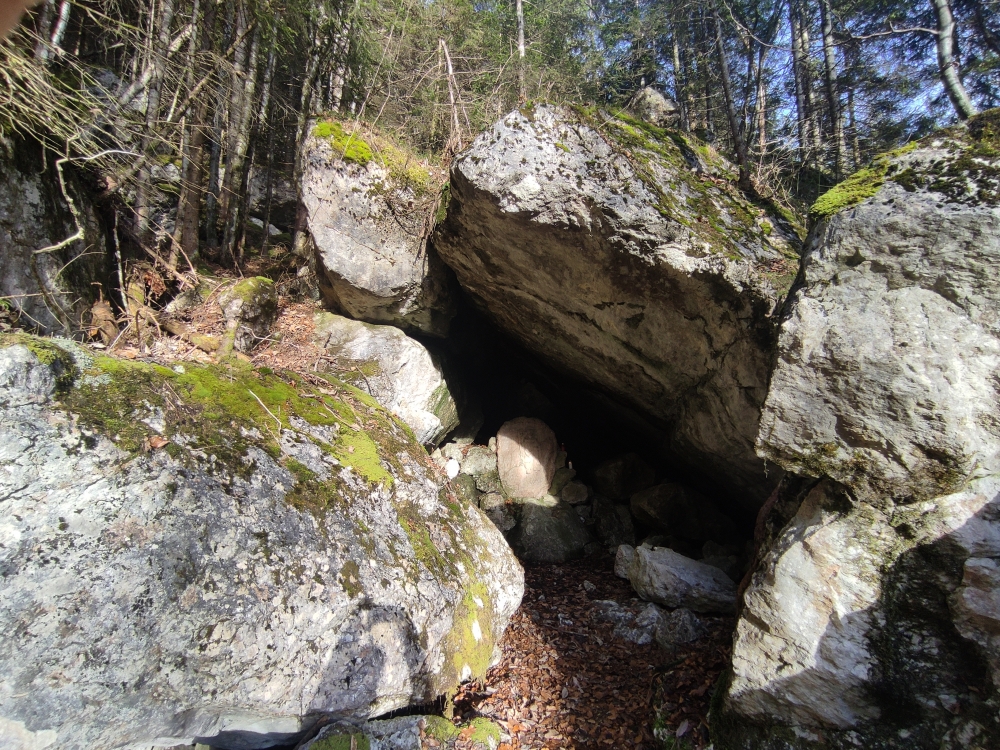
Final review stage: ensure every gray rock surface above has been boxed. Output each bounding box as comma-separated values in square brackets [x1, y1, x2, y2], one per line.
[299, 124, 455, 336]
[654, 608, 707, 652]
[507, 502, 591, 564]
[461, 445, 498, 477]
[0, 144, 106, 336]
[630, 483, 737, 543]
[0, 340, 523, 750]
[434, 105, 798, 507]
[496, 417, 558, 499]
[314, 311, 458, 446]
[628, 546, 736, 614]
[627, 87, 680, 128]
[561, 481, 590, 505]
[615, 544, 635, 579]
[718, 116, 1000, 749]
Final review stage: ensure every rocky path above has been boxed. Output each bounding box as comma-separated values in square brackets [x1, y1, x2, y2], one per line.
[451, 553, 733, 750]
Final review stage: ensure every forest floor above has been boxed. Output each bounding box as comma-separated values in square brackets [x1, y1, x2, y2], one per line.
[451, 553, 733, 750]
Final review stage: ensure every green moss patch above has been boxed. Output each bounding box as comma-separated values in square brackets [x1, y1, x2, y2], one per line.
[442, 580, 495, 687]
[314, 117, 443, 198]
[313, 120, 373, 165]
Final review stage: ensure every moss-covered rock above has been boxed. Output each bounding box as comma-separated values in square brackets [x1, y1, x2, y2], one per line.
[313, 312, 459, 447]
[0, 335, 523, 750]
[811, 108, 1000, 219]
[301, 119, 456, 337]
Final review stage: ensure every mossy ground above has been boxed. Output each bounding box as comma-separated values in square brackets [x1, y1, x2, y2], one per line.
[423, 714, 501, 749]
[310, 733, 371, 750]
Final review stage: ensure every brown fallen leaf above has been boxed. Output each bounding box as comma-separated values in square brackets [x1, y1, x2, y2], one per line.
[149, 435, 170, 449]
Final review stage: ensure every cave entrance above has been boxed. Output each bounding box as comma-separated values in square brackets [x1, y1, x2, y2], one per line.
[415, 294, 755, 749]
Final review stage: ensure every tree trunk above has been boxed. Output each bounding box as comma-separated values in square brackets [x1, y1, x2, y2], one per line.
[135, 0, 176, 242]
[930, 0, 978, 119]
[753, 46, 769, 156]
[671, 32, 690, 131]
[711, 0, 752, 192]
[515, 0, 526, 102]
[789, 0, 819, 160]
[819, 0, 845, 178]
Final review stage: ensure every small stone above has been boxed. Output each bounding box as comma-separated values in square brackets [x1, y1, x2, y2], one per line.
[614, 545, 635, 579]
[582, 580, 596, 593]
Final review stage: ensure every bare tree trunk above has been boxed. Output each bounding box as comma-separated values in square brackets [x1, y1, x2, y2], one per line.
[930, 0, 978, 119]
[34, 0, 54, 60]
[819, 0, 845, 178]
[515, 0, 526, 103]
[49, 0, 71, 55]
[170, 0, 205, 268]
[671, 32, 690, 131]
[222, 19, 261, 263]
[136, 0, 176, 242]
[753, 46, 769, 156]
[789, 0, 819, 161]
[711, 0, 752, 192]
[205, 107, 223, 252]
[441, 38, 462, 152]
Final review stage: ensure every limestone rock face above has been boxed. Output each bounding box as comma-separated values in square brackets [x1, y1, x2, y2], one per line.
[717, 114, 1000, 749]
[0, 145, 106, 336]
[299, 124, 455, 336]
[0, 338, 523, 750]
[628, 546, 736, 614]
[314, 311, 458, 446]
[434, 105, 798, 507]
[496, 417, 558, 499]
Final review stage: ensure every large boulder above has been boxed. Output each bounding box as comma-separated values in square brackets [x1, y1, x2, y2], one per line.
[0, 336, 523, 750]
[716, 111, 1000, 748]
[627, 87, 680, 128]
[628, 545, 737, 614]
[507, 502, 592, 564]
[299, 120, 455, 336]
[314, 311, 458, 446]
[496, 417, 558, 499]
[0, 142, 107, 336]
[434, 104, 798, 508]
